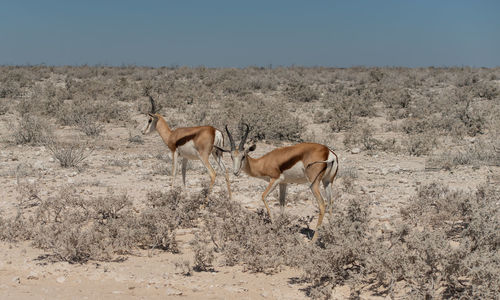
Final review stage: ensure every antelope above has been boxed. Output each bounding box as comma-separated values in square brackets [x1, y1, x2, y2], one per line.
[216, 124, 338, 241]
[142, 96, 232, 199]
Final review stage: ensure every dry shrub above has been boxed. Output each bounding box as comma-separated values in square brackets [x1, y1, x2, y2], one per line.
[382, 89, 412, 120]
[427, 139, 500, 170]
[174, 259, 193, 276]
[473, 80, 498, 100]
[0, 186, 211, 262]
[318, 85, 377, 132]
[200, 193, 305, 274]
[22, 187, 142, 262]
[0, 99, 10, 115]
[285, 80, 319, 102]
[46, 140, 94, 168]
[337, 165, 358, 194]
[405, 133, 437, 156]
[0, 67, 34, 98]
[293, 183, 499, 299]
[374, 183, 500, 299]
[343, 123, 380, 151]
[324, 98, 359, 131]
[12, 115, 53, 145]
[191, 232, 215, 272]
[299, 198, 372, 298]
[221, 72, 277, 95]
[128, 131, 144, 144]
[190, 95, 304, 142]
[16, 177, 41, 208]
[74, 115, 104, 136]
[55, 97, 128, 126]
[239, 98, 304, 142]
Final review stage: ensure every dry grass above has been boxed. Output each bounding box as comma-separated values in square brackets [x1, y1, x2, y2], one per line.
[11, 115, 53, 145]
[1, 65, 500, 298]
[45, 139, 95, 168]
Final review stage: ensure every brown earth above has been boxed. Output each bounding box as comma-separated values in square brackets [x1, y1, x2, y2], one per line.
[0, 109, 495, 299]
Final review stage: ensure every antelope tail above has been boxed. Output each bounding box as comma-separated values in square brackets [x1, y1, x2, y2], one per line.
[306, 148, 339, 187]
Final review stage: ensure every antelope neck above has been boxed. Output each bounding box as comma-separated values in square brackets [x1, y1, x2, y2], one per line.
[155, 116, 172, 144]
[241, 155, 261, 177]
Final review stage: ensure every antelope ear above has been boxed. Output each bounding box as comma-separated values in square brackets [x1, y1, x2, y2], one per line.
[247, 144, 256, 152]
[214, 145, 230, 153]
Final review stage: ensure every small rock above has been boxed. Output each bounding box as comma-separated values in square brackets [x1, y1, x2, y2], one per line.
[176, 228, 192, 235]
[67, 178, 74, 184]
[34, 160, 45, 170]
[56, 276, 66, 283]
[27, 271, 39, 280]
[449, 240, 460, 249]
[224, 286, 248, 293]
[351, 148, 361, 154]
[49, 157, 55, 163]
[389, 165, 401, 173]
[382, 222, 395, 233]
[12, 277, 21, 284]
[166, 287, 183, 296]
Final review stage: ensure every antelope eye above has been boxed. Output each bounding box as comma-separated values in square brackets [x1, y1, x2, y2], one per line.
[148, 119, 152, 123]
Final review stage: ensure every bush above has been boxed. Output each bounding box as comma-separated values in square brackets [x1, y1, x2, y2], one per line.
[12, 115, 53, 145]
[200, 192, 305, 274]
[394, 183, 500, 299]
[190, 95, 304, 142]
[299, 198, 372, 298]
[191, 233, 215, 271]
[426, 139, 500, 170]
[285, 80, 319, 102]
[0, 186, 212, 262]
[320, 94, 366, 132]
[405, 133, 437, 156]
[343, 123, 380, 151]
[56, 97, 128, 126]
[46, 140, 94, 168]
[74, 115, 105, 137]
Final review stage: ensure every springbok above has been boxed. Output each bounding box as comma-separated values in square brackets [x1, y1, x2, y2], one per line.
[142, 96, 231, 199]
[216, 124, 338, 241]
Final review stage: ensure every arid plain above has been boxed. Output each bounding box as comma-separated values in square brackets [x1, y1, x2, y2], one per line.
[0, 66, 499, 299]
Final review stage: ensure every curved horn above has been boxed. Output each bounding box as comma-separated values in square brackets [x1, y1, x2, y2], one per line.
[149, 96, 157, 113]
[239, 123, 250, 150]
[225, 125, 236, 150]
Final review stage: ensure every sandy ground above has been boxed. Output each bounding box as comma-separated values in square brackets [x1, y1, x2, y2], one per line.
[0, 110, 496, 299]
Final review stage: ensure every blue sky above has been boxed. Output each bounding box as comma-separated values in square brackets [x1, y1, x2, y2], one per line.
[1, 0, 499, 67]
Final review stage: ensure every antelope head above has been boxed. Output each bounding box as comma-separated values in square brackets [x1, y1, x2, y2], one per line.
[216, 124, 256, 176]
[142, 96, 160, 135]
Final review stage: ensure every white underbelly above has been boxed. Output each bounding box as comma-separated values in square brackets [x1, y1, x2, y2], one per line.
[177, 141, 200, 160]
[281, 161, 308, 184]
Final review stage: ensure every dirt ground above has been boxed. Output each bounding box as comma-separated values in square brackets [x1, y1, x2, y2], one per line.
[1, 105, 496, 300]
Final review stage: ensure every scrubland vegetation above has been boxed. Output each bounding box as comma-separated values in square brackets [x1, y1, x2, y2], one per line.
[0, 65, 499, 299]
